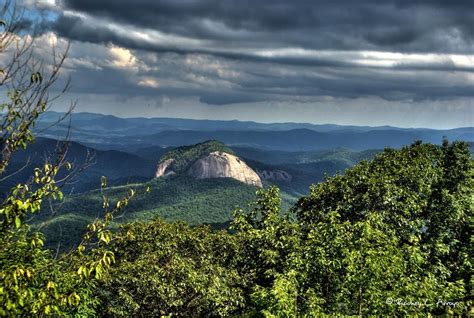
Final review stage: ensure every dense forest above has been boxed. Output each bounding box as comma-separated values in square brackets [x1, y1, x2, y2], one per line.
[35, 176, 261, 252]
[2, 136, 472, 316]
[98, 141, 473, 316]
[0, 2, 473, 317]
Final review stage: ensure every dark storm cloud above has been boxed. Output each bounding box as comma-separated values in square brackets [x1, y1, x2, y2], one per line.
[236, 65, 474, 102]
[55, 0, 473, 54]
[49, 13, 474, 74]
[27, 0, 474, 109]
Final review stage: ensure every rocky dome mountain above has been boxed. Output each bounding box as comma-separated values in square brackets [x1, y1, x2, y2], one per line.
[155, 140, 262, 187]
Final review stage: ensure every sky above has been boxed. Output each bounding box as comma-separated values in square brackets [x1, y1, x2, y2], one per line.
[13, 0, 474, 128]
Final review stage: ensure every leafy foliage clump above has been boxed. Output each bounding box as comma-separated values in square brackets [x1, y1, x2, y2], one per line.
[294, 140, 472, 315]
[0, 2, 139, 315]
[98, 220, 246, 317]
[275, 140, 472, 316]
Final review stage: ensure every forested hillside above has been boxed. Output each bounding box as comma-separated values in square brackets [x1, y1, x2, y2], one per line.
[0, 138, 155, 196]
[34, 176, 266, 251]
[95, 141, 473, 316]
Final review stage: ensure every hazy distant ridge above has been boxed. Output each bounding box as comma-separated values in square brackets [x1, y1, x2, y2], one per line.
[35, 111, 474, 152]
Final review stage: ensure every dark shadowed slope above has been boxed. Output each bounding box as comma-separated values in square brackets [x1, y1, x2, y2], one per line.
[2, 138, 156, 196]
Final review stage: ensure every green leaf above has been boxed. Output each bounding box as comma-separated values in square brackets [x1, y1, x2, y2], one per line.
[15, 216, 21, 228]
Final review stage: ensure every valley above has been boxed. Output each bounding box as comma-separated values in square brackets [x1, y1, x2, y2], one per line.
[7, 112, 471, 252]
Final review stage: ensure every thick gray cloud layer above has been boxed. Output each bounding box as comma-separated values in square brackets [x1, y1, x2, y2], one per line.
[20, 0, 474, 127]
[55, 0, 474, 53]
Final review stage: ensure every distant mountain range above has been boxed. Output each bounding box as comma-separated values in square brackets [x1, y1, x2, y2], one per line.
[8, 130, 470, 251]
[35, 111, 473, 152]
[2, 136, 381, 198]
[38, 111, 416, 133]
[7, 108, 473, 200]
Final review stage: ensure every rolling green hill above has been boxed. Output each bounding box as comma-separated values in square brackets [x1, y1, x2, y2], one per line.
[233, 146, 381, 165]
[34, 176, 297, 251]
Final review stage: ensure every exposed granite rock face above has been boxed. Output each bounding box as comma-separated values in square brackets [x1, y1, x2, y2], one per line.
[257, 170, 292, 182]
[155, 158, 175, 178]
[187, 151, 262, 187]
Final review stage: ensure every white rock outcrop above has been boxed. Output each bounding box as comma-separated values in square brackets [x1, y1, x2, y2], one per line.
[187, 151, 262, 187]
[155, 158, 175, 177]
[257, 170, 292, 182]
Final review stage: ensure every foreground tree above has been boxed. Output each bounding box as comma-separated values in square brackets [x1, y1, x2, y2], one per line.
[98, 220, 246, 317]
[0, 2, 133, 315]
[294, 141, 472, 315]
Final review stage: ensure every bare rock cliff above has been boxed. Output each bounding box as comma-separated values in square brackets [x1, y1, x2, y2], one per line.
[257, 169, 292, 182]
[187, 151, 262, 187]
[155, 158, 175, 178]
